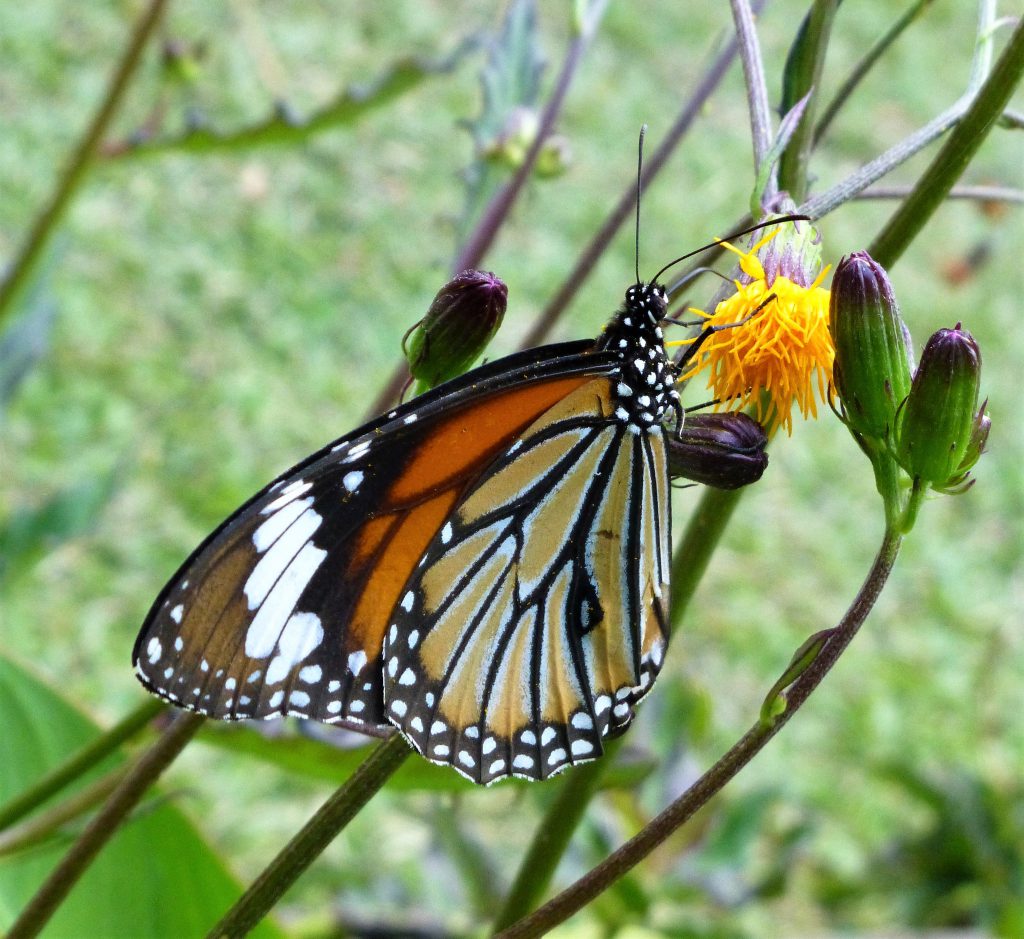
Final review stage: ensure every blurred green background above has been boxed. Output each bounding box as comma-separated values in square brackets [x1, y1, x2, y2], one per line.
[2, 1, 1022, 936]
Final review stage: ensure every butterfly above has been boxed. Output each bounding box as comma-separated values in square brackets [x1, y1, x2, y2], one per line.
[132, 274, 686, 785]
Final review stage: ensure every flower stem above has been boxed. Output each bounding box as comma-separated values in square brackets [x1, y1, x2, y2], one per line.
[494, 530, 903, 939]
[0, 0, 169, 326]
[0, 697, 164, 832]
[7, 711, 204, 939]
[869, 9, 1024, 269]
[731, 0, 775, 202]
[670, 486, 743, 621]
[451, 4, 604, 275]
[490, 737, 621, 932]
[206, 733, 410, 939]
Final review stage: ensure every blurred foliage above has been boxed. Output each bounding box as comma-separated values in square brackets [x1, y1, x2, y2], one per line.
[1, 1, 1021, 936]
[0, 656, 283, 937]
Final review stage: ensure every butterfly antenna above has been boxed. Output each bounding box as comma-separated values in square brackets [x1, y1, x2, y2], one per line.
[635, 124, 647, 285]
[651, 213, 810, 287]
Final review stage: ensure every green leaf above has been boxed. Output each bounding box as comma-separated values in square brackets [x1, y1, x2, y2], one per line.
[0, 656, 284, 938]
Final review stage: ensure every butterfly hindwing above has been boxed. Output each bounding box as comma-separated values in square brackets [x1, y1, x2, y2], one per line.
[382, 378, 673, 783]
[132, 341, 617, 732]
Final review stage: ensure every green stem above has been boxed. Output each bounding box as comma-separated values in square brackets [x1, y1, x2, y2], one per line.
[7, 711, 204, 939]
[0, 697, 164, 831]
[869, 10, 1024, 269]
[491, 737, 621, 933]
[0, 0, 169, 325]
[495, 530, 903, 939]
[206, 733, 410, 939]
[670, 487, 744, 622]
[776, 0, 838, 202]
[0, 766, 130, 857]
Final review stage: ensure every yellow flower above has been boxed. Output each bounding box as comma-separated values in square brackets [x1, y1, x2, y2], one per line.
[676, 229, 833, 435]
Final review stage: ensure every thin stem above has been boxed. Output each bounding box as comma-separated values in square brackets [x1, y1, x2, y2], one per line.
[731, 0, 776, 202]
[490, 738, 621, 932]
[814, 0, 935, 145]
[0, 766, 130, 857]
[0, 697, 164, 831]
[0, 0, 169, 325]
[206, 733, 410, 939]
[801, 0, 997, 221]
[869, 10, 1024, 269]
[518, 8, 762, 351]
[858, 183, 1024, 203]
[7, 712, 204, 939]
[451, 8, 601, 276]
[495, 530, 903, 939]
[776, 0, 838, 202]
[365, 8, 605, 419]
[669, 486, 743, 621]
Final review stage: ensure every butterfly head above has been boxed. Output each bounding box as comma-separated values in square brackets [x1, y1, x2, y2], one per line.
[624, 282, 669, 326]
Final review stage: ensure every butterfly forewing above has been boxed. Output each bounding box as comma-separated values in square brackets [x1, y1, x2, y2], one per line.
[133, 342, 616, 732]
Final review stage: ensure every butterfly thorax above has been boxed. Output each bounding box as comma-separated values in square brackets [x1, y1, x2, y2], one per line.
[597, 281, 680, 432]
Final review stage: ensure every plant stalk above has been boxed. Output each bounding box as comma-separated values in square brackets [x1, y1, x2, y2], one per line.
[206, 733, 410, 939]
[7, 711, 204, 939]
[495, 529, 903, 938]
[0, 0, 169, 325]
[0, 697, 164, 831]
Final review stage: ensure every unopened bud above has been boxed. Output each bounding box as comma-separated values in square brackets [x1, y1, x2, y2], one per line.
[829, 252, 913, 441]
[895, 324, 986, 492]
[668, 413, 768, 489]
[404, 270, 507, 392]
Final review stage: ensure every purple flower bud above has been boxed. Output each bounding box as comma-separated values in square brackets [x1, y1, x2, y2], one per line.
[895, 324, 987, 492]
[829, 252, 914, 441]
[404, 270, 507, 392]
[668, 413, 768, 489]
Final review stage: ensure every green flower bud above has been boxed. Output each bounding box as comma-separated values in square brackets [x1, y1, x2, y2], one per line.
[829, 252, 913, 441]
[404, 270, 507, 393]
[895, 324, 986, 492]
[667, 413, 768, 489]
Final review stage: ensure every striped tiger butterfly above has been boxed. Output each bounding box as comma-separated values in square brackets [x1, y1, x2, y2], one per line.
[132, 162, 787, 784]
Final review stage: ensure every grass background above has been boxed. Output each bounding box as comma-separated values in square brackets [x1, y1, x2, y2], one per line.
[2, 1, 1022, 935]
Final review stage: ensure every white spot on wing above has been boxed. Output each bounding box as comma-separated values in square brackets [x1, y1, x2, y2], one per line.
[348, 650, 367, 676]
[342, 470, 364, 492]
[244, 507, 324, 612]
[262, 612, 324, 684]
[170, 604, 183, 624]
[146, 638, 162, 664]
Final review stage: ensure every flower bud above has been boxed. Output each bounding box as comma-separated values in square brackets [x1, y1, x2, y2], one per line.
[895, 324, 986, 491]
[829, 252, 913, 441]
[404, 270, 507, 392]
[668, 413, 768, 489]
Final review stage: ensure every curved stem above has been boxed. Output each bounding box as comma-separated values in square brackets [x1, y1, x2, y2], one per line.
[0, 0, 169, 325]
[490, 737, 621, 932]
[495, 530, 903, 939]
[7, 711, 204, 939]
[206, 733, 410, 939]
